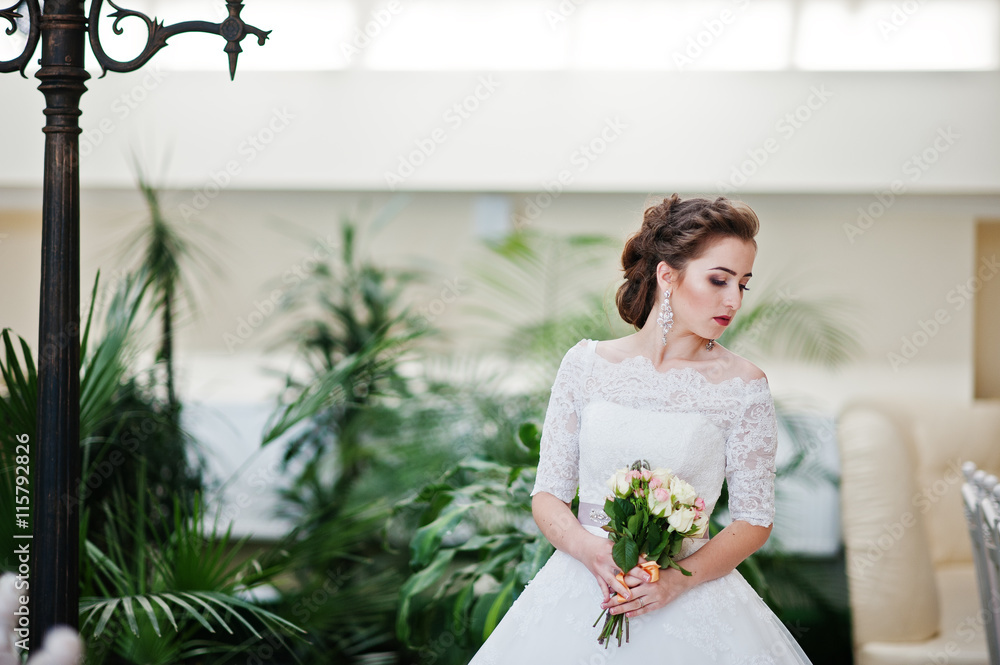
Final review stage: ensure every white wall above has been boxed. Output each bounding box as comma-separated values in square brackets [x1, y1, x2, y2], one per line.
[0, 71, 996, 192]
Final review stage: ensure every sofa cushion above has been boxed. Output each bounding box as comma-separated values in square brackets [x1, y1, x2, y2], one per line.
[839, 405, 940, 644]
[857, 564, 989, 665]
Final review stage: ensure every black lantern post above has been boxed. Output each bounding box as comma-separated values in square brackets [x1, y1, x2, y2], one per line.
[0, 0, 268, 650]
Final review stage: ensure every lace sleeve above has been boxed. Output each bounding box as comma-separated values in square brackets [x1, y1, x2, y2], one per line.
[725, 381, 778, 528]
[530, 341, 591, 503]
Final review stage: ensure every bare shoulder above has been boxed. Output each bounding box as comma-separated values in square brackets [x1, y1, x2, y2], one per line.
[592, 335, 638, 362]
[714, 347, 767, 383]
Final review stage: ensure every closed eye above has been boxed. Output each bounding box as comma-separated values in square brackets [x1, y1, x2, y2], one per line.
[711, 278, 750, 292]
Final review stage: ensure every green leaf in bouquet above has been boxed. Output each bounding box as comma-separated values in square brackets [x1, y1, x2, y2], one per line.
[669, 537, 683, 557]
[603, 498, 618, 522]
[611, 536, 639, 573]
[649, 532, 670, 562]
[643, 521, 661, 556]
[664, 556, 693, 577]
[615, 497, 635, 519]
[627, 513, 641, 536]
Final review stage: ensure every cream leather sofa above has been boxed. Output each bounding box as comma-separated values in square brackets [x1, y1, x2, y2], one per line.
[837, 400, 1000, 665]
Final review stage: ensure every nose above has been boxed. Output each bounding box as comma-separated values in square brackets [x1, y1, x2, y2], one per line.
[723, 286, 742, 312]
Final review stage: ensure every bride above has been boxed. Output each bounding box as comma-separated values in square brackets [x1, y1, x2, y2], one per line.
[469, 194, 813, 663]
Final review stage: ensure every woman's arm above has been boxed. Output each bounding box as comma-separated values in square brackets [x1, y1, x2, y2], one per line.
[532, 491, 634, 602]
[608, 520, 771, 618]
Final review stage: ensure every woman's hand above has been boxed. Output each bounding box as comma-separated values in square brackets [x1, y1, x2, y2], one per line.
[601, 560, 692, 618]
[578, 534, 634, 604]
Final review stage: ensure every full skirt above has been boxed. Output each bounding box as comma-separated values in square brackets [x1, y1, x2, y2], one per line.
[469, 537, 813, 664]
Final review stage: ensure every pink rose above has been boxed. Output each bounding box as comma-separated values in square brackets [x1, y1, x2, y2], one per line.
[695, 497, 706, 512]
[649, 478, 663, 489]
[647, 486, 672, 518]
[640, 469, 652, 481]
[627, 470, 642, 481]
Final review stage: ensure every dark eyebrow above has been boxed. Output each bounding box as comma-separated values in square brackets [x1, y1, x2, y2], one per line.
[709, 266, 753, 278]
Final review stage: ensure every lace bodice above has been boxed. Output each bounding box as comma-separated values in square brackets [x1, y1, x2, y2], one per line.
[530, 339, 778, 528]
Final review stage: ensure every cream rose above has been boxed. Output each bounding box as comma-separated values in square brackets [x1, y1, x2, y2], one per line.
[667, 506, 697, 533]
[690, 511, 710, 538]
[607, 470, 631, 497]
[650, 467, 673, 487]
[669, 476, 697, 506]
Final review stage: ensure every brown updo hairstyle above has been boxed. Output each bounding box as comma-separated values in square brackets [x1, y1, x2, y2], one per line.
[616, 193, 760, 329]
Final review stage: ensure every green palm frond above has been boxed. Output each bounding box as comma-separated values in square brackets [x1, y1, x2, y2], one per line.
[466, 230, 618, 332]
[121, 159, 223, 325]
[719, 286, 863, 367]
[0, 328, 37, 443]
[79, 590, 301, 640]
[81, 484, 306, 664]
[80, 270, 150, 442]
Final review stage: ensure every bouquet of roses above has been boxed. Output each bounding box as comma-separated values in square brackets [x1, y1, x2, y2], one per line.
[593, 459, 708, 647]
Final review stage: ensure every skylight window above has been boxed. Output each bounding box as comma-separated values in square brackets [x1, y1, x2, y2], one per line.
[5, 0, 994, 73]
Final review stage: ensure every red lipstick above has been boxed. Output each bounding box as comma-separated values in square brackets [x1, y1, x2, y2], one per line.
[714, 316, 731, 326]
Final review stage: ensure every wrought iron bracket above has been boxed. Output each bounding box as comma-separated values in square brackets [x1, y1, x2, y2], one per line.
[89, 0, 270, 79]
[2, 1, 268, 80]
[0, 0, 41, 77]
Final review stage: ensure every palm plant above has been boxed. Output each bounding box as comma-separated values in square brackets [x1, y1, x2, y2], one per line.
[255, 217, 449, 663]
[119, 159, 221, 413]
[466, 229, 623, 385]
[79, 480, 304, 665]
[1, 271, 157, 571]
[262, 218, 429, 517]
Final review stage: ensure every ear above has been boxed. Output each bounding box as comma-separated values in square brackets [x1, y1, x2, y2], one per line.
[655, 261, 677, 293]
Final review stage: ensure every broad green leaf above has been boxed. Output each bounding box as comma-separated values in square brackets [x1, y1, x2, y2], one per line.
[627, 513, 640, 536]
[643, 521, 661, 557]
[517, 422, 541, 454]
[409, 502, 478, 568]
[612, 536, 639, 573]
[482, 576, 517, 641]
[603, 498, 618, 522]
[615, 497, 634, 519]
[396, 549, 456, 645]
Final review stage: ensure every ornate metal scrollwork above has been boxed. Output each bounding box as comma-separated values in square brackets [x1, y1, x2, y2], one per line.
[0, 0, 41, 77]
[88, 0, 269, 79]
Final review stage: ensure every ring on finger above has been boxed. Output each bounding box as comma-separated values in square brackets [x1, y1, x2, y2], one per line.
[638, 597, 644, 608]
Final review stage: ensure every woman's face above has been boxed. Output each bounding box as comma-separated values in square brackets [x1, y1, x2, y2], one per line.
[663, 236, 756, 341]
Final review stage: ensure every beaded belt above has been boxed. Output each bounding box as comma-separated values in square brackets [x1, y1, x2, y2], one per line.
[578, 501, 611, 528]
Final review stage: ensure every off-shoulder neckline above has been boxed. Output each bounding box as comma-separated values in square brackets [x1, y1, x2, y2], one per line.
[579, 339, 769, 389]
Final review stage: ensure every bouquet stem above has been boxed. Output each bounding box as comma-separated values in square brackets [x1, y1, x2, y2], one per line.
[594, 609, 629, 647]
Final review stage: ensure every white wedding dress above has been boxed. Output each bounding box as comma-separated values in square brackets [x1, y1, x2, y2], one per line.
[469, 339, 813, 664]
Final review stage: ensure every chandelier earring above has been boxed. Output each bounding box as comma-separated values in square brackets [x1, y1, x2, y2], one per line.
[656, 289, 673, 345]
